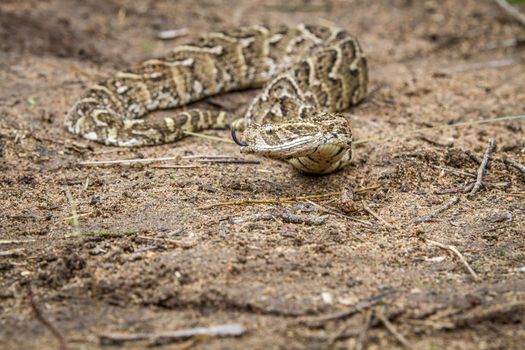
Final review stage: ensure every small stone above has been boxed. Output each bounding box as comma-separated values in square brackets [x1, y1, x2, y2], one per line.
[321, 292, 333, 305]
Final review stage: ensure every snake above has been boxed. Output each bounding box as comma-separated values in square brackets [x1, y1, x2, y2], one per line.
[65, 24, 368, 174]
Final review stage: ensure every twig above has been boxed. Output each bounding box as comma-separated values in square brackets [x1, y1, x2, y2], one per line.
[469, 138, 496, 196]
[413, 196, 460, 224]
[151, 165, 203, 169]
[194, 159, 260, 164]
[361, 201, 396, 229]
[376, 311, 413, 349]
[355, 310, 373, 350]
[0, 248, 26, 257]
[28, 285, 68, 350]
[435, 182, 474, 195]
[504, 158, 525, 174]
[300, 291, 394, 328]
[427, 239, 481, 281]
[494, 0, 525, 28]
[198, 192, 341, 210]
[182, 155, 237, 159]
[157, 28, 189, 40]
[432, 165, 477, 178]
[229, 210, 325, 225]
[305, 200, 373, 230]
[0, 239, 35, 245]
[79, 156, 178, 166]
[99, 323, 245, 346]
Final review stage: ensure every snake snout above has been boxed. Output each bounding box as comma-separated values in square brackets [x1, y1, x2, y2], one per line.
[230, 128, 248, 146]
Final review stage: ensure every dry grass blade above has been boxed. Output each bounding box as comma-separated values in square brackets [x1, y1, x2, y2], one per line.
[361, 201, 396, 229]
[305, 200, 373, 231]
[182, 130, 235, 144]
[197, 187, 379, 210]
[79, 156, 179, 165]
[427, 239, 481, 281]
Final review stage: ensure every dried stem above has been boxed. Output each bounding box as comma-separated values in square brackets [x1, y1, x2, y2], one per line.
[469, 138, 496, 196]
[198, 187, 379, 210]
[413, 196, 460, 224]
[361, 201, 396, 229]
[504, 158, 525, 174]
[198, 192, 342, 209]
[427, 239, 481, 281]
[28, 285, 68, 350]
[376, 311, 413, 349]
[494, 0, 525, 28]
[79, 156, 179, 166]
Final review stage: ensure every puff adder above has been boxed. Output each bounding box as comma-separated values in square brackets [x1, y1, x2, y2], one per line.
[65, 24, 368, 174]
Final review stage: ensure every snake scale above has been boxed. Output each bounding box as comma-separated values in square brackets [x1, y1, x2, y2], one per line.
[65, 24, 368, 174]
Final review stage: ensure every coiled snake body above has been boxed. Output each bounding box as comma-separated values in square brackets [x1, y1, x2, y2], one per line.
[66, 24, 368, 174]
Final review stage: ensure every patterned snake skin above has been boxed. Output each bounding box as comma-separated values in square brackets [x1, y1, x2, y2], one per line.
[65, 24, 368, 174]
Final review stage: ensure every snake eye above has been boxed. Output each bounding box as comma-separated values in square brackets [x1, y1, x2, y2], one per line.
[264, 125, 273, 134]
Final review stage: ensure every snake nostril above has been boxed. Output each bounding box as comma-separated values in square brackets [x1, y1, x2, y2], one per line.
[231, 128, 248, 146]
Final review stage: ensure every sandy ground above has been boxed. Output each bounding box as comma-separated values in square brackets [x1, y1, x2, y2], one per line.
[1, 0, 525, 349]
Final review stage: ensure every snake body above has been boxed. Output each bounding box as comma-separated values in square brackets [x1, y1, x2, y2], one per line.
[65, 24, 368, 174]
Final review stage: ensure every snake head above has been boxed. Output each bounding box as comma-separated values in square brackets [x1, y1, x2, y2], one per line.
[231, 113, 353, 174]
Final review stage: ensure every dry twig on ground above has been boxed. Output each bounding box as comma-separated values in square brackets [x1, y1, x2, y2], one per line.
[427, 240, 481, 281]
[362, 200, 397, 229]
[376, 311, 413, 349]
[305, 199, 373, 230]
[413, 196, 460, 224]
[504, 158, 525, 174]
[27, 285, 68, 350]
[79, 156, 179, 166]
[198, 192, 341, 209]
[469, 138, 496, 196]
[494, 0, 525, 28]
[300, 291, 394, 328]
[229, 210, 325, 225]
[99, 323, 245, 346]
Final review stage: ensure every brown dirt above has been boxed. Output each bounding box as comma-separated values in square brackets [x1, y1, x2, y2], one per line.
[1, 0, 525, 349]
